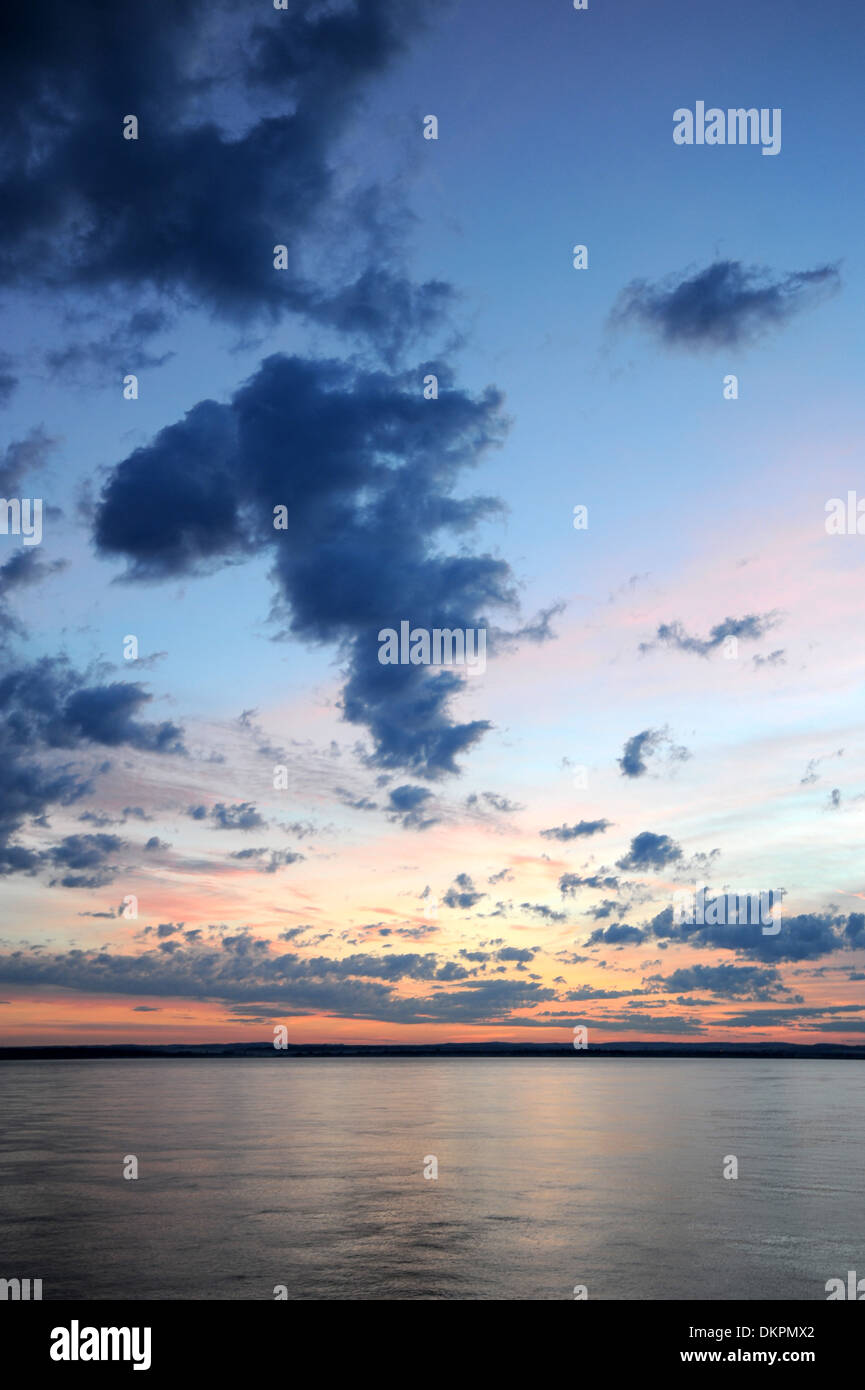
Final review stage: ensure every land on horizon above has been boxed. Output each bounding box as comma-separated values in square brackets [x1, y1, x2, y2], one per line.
[2, 1040, 865, 1060]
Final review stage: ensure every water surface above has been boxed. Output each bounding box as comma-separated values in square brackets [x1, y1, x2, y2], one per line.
[1, 1058, 862, 1299]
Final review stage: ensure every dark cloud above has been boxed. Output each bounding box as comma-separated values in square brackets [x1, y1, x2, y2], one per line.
[650, 906, 858, 965]
[94, 354, 525, 779]
[640, 613, 780, 659]
[187, 802, 267, 831]
[443, 872, 484, 909]
[0, 937, 558, 1025]
[616, 832, 683, 872]
[556, 1010, 705, 1036]
[618, 726, 691, 778]
[0, 550, 68, 638]
[0, 429, 59, 495]
[0, 0, 451, 361]
[229, 846, 304, 872]
[559, 872, 620, 896]
[719, 1005, 865, 1029]
[845, 914, 865, 946]
[45, 832, 126, 888]
[0, 656, 185, 876]
[586, 923, 646, 946]
[61, 684, 185, 753]
[562, 985, 645, 1001]
[335, 789, 378, 811]
[212, 802, 266, 831]
[618, 728, 662, 778]
[647, 963, 794, 1001]
[519, 903, 567, 922]
[612, 260, 840, 348]
[0, 549, 66, 594]
[587, 899, 626, 920]
[387, 784, 438, 829]
[0, 353, 18, 406]
[539, 819, 612, 842]
[46, 308, 175, 376]
[465, 791, 523, 814]
[496, 946, 537, 967]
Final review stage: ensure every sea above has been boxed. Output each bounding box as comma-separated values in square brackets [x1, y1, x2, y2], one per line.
[1, 1057, 862, 1300]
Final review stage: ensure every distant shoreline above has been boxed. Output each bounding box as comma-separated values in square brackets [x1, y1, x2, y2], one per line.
[2, 1042, 865, 1061]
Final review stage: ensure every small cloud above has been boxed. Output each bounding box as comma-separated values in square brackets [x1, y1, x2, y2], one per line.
[540, 819, 612, 842]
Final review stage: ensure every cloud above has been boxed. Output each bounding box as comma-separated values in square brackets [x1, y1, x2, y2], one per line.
[646, 963, 795, 1001]
[587, 899, 626, 920]
[718, 1005, 865, 1029]
[616, 832, 683, 872]
[0, 655, 186, 876]
[229, 846, 304, 873]
[519, 902, 567, 922]
[186, 801, 266, 831]
[465, 791, 523, 814]
[539, 819, 612, 842]
[0, 0, 451, 361]
[562, 985, 645, 1001]
[559, 872, 620, 896]
[612, 260, 840, 348]
[0, 353, 18, 406]
[618, 726, 691, 778]
[639, 612, 780, 658]
[387, 784, 438, 829]
[651, 906, 858, 965]
[61, 684, 186, 753]
[45, 832, 126, 888]
[0, 549, 66, 594]
[94, 353, 529, 779]
[586, 923, 646, 946]
[801, 749, 843, 786]
[557, 1010, 705, 1035]
[443, 873, 484, 909]
[0, 428, 59, 495]
[0, 550, 68, 638]
[0, 936, 559, 1025]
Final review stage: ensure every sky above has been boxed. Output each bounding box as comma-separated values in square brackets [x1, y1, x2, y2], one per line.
[1, 0, 864, 1046]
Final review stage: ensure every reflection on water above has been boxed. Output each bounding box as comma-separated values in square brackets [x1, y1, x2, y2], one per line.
[0, 1057, 862, 1300]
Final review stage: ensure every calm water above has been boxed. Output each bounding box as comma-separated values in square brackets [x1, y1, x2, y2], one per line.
[1, 1058, 862, 1300]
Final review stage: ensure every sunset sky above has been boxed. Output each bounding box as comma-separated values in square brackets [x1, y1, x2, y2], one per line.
[1, 0, 864, 1045]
